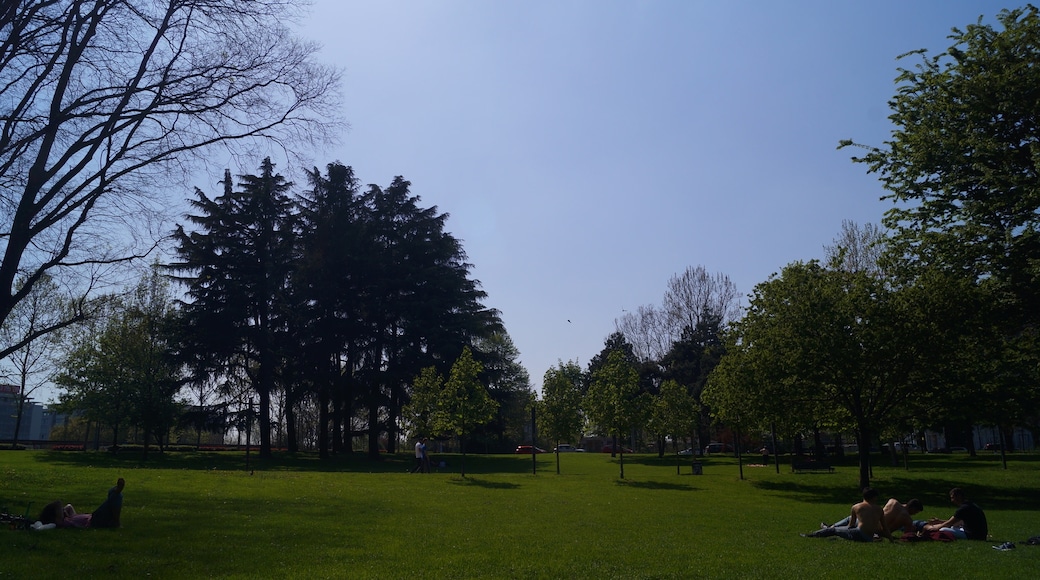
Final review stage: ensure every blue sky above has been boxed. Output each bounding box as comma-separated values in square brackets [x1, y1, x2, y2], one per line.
[295, 1, 1006, 392]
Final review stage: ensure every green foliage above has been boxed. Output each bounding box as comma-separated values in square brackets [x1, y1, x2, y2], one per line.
[440, 346, 498, 440]
[647, 379, 698, 451]
[471, 332, 536, 450]
[707, 260, 928, 488]
[405, 348, 498, 476]
[538, 360, 585, 469]
[845, 6, 1040, 291]
[842, 6, 1040, 438]
[55, 268, 183, 453]
[403, 366, 444, 439]
[3, 451, 1040, 578]
[290, 163, 503, 457]
[585, 350, 647, 478]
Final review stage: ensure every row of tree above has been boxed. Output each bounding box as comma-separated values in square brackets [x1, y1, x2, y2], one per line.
[541, 7, 1040, 487]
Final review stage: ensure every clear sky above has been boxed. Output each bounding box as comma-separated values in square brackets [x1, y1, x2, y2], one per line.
[293, 0, 1006, 393]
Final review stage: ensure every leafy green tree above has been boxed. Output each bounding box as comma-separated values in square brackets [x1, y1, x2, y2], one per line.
[471, 332, 535, 452]
[648, 379, 699, 468]
[169, 159, 297, 459]
[403, 366, 444, 440]
[438, 347, 498, 477]
[56, 296, 132, 449]
[539, 360, 585, 474]
[585, 350, 646, 478]
[56, 268, 183, 456]
[712, 260, 926, 489]
[842, 6, 1040, 441]
[660, 315, 727, 453]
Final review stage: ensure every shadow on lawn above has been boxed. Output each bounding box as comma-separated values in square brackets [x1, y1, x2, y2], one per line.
[29, 449, 560, 476]
[753, 476, 1040, 511]
[615, 479, 697, 492]
[447, 477, 520, 490]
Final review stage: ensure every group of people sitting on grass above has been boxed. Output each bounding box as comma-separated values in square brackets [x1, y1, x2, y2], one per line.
[804, 486, 987, 542]
[32, 477, 125, 530]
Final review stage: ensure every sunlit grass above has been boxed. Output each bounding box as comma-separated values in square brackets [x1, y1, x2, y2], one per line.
[2, 450, 1038, 578]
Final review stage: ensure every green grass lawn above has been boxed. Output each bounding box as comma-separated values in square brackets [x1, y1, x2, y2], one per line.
[2, 450, 1039, 579]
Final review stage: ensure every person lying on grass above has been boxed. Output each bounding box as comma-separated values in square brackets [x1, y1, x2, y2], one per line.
[37, 478, 125, 529]
[806, 487, 893, 542]
[820, 497, 923, 537]
[920, 487, 988, 540]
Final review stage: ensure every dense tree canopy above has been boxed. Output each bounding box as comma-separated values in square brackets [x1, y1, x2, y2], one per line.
[842, 5, 1040, 452]
[169, 159, 296, 458]
[165, 160, 502, 458]
[705, 260, 927, 489]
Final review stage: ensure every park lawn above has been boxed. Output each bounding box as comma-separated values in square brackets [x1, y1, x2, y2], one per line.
[2, 450, 1039, 579]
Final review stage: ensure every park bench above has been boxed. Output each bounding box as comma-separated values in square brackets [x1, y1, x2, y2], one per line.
[791, 460, 834, 473]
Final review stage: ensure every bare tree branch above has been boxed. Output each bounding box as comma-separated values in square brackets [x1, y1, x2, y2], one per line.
[0, 0, 342, 341]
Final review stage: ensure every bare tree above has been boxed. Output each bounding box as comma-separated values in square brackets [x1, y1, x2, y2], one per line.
[0, 274, 65, 444]
[662, 265, 740, 337]
[615, 304, 671, 364]
[824, 220, 886, 276]
[0, 0, 341, 357]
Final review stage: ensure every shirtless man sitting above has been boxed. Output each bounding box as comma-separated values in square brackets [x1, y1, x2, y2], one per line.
[807, 487, 892, 542]
[821, 497, 923, 537]
[884, 498, 924, 535]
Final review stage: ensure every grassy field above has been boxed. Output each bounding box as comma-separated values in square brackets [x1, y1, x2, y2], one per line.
[2, 449, 1038, 579]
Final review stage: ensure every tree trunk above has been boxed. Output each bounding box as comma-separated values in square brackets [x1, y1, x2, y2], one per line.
[856, 426, 872, 490]
[11, 395, 25, 447]
[367, 402, 381, 459]
[258, 386, 273, 458]
[318, 386, 330, 459]
[285, 397, 298, 453]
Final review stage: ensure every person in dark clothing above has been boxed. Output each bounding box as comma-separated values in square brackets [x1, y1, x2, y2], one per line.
[922, 487, 987, 540]
[37, 478, 125, 529]
[90, 477, 125, 528]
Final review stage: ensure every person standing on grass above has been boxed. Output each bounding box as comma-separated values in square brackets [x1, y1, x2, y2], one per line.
[412, 438, 428, 473]
[921, 488, 988, 540]
[808, 487, 892, 542]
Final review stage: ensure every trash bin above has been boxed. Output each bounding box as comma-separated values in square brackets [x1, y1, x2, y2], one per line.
[691, 461, 703, 475]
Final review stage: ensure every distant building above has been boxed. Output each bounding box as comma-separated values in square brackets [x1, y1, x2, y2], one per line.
[0, 383, 68, 443]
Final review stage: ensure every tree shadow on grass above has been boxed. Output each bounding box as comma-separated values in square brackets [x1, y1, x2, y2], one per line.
[30, 450, 558, 476]
[752, 476, 1040, 511]
[614, 480, 698, 492]
[447, 477, 520, 490]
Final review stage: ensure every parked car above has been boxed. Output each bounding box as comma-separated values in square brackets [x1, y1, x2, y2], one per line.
[678, 448, 703, 456]
[514, 445, 547, 454]
[554, 444, 584, 452]
[703, 442, 732, 455]
[601, 444, 634, 454]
